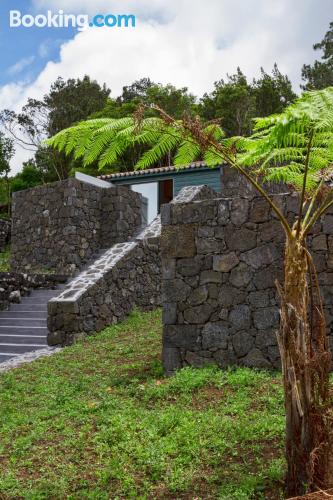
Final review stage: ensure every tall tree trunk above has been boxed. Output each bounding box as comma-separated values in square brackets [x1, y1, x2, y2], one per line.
[277, 235, 332, 496]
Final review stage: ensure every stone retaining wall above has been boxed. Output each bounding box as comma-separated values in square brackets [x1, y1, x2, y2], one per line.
[0, 272, 67, 310]
[46, 187, 214, 346]
[161, 190, 333, 374]
[47, 216, 161, 345]
[11, 178, 143, 275]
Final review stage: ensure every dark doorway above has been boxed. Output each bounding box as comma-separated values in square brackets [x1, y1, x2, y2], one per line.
[158, 179, 173, 210]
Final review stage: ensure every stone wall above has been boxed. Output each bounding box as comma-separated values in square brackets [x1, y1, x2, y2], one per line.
[47, 216, 161, 346]
[220, 165, 287, 198]
[46, 187, 213, 346]
[0, 218, 11, 250]
[161, 190, 333, 374]
[0, 272, 67, 310]
[11, 178, 143, 275]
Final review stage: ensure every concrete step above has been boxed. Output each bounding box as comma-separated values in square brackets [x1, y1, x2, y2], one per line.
[20, 297, 54, 304]
[0, 328, 48, 337]
[0, 344, 47, 354]
[0, 336, 48, 345]
[0, 280, 67, 364]
[0, 326, 49, 336]
[0, 311, 47, 319]
[8, 304, 47, 312]
[0, 318, 47, 327]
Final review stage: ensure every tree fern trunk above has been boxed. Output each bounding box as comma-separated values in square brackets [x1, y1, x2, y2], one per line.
[277, 237, 332, 496]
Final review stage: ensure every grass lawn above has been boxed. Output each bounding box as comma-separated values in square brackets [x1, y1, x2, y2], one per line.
[0, 246, 10, 272]
[0, 310, 286, 499]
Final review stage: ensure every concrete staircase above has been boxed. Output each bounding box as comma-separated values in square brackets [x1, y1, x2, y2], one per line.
[0, 287, 64, 364]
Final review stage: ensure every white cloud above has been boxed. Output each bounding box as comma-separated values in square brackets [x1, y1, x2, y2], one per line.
[7, 56, 35, 76]
[1, 0, 332, 173]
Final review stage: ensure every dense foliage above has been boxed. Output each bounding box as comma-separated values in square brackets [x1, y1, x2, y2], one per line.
[302, 21, 333, 90]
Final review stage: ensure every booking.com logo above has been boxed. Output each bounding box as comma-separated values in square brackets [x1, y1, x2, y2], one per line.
[9, 10, 136, 30]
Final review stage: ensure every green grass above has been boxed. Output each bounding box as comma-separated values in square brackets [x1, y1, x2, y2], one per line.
[0, 310, 286, 499]
[0, 246, 10, 272]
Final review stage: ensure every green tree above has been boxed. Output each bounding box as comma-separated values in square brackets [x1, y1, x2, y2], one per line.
[89, 78, 198, 171]
[0, 133, 14, 210]
[302, 22, 333, 90]
[10, 162, 44, 193]
[200, 66, 296, 136]
[93, 78, 197, 120]
[0, 76, 110, 181]
[253, 64, 296, 116]
[200, 68, 255, 136]
[48, 87, 333, 495]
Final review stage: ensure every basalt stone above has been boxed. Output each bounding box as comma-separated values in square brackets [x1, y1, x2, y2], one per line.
[202, 321, 229, 350]
[164, 324, 201, 349]
[255, 329, 278, 350]
[241, 348, 272, 369]
[183, 303, 213, 324]
[286, 194, 299, 214]
[225, 227, 257, 252]
[248, 290, 270, 308]
[232, 330, 254, 357]
[196, 237, 225, 254]
[241, 243, 279, 270]
[312, 253, 327, 273]
[200, 270, 223, 284]
[161, 224, 196, 258]
[162, 259, 176, 279]
[216, 199, 229, 219]
[176, 257, 203, 277]
[253, 265, 282, 290]
[231, 198, 249, 226]
[9, 290, 21, 303]
[163, 303, 177, 324]
[185, 351, 213, 367]
[208, 284, 219, 299]
[213, 346, 237, 368]
[218, 285, 245, 307]
[162, 346, 182, 375]
[250, 198, 270, 223]
[198, 226, 214, 238]
[229, 305, 251, 330]
[213, 252, 239, 272]
[311, 234, 327, 251]
[162, 279, 191, 302]
[253, 307, 280, 329]
[229, 263, 252, 288]
[267, 345, 280, 362]
[188, 286, 209, 306]
[259, 220, 284, 243]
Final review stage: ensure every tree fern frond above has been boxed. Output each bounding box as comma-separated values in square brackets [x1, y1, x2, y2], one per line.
[135, 130, 182, 170]
[174, 140, 201, 166]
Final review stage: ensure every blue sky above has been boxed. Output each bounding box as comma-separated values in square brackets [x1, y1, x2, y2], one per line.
[0, 0, 332, 172]
[0, 1, 76, 88]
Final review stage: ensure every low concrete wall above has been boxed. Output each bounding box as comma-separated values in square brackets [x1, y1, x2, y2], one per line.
[11, 178, 143, 275]
[161, 190, 333, 374]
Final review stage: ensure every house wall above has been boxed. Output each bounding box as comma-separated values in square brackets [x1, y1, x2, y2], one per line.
[109, 167, 222, 196]
[11, 178, 143, 275]
[161, 190, 333, 374]
[173, 168, 221, 196]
